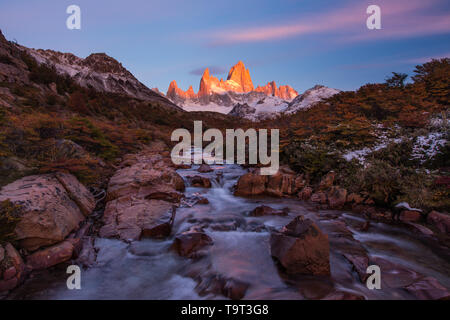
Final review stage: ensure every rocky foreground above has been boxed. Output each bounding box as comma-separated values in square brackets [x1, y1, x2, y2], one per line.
[1, 145, 450, 299]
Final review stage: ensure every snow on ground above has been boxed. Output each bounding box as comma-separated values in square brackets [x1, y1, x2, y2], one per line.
[411, 132, 447, 163]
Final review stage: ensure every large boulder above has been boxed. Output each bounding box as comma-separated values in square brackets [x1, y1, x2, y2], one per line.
[100, 152, 185, 242]
[234, 168, 305, 198]
[270, 216, 330, 275]
[107, 156, 185, 201]
[0, 173, 94, 251]
[26, 239, 77, 270]
[0, 243, 25, 292]
[100, 196, 176, 241]
[427, 211, 450, 234]
[234, 172, 267, 196]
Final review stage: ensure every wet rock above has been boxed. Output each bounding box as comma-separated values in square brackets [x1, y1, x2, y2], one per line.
[400, 210, 423, 223]
[0, 174, 94, 251]
[319, 171, 335, 190]
[298, 187, 313, 200]
[196, 274, 250, 300]
[0, 243, 25, 292]
[270, 216, 330, 275]
[172, 231, 213, 258]
[197, 164, 213, 173]
[266, 171, 296, 197]
[107, 155, 185, 201]
[327, 186, 347, 209]
[343, 253, 369, 283]
[234, 172, 267, 196]
[189, 176, 212, 188]
[76, 237, 97, 267]
[249, 205, 288, 217]
[26, 240, 75, 270]
[196, 197, 209, 205]
[100, 196, 176, 241]
[311, 192, 327, 204]
[427, 211, 450, 234]
[404, 277, 450, 300]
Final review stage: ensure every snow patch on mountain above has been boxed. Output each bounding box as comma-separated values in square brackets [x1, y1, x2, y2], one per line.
[284, 85, 340, 114]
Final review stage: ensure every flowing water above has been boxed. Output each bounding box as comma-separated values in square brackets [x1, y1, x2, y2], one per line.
[7, 163, 450, 300]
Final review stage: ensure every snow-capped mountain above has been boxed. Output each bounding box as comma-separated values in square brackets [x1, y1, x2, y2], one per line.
[20, 46, 179, 109]
[166, 61, 298, 111]
[284, 85, 340, 114]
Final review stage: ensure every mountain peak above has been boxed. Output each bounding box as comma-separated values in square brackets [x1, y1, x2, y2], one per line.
[227, 61, 254, 92]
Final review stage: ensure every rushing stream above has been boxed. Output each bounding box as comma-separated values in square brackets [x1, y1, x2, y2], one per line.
[6, 163, 450, 300]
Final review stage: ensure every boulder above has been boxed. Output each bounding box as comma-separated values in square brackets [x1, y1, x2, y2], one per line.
[327, 186, 347, 209]
[298, 187, 313, 200]
[0, 243, 25, 292]
[172, 231, 213, 258]
[319, 171, 335, 190]
[234, 172, 267, 196]
[427, 211, 450, 234]
[26, 240, 75, 270]
[266, 171, 296, 197]
[249, 205, 288, 217]
[343, 253, 369, 283]
[400, 210, 422, 223]
[100, 196, 176, 241]
[107, 157, 185, 201]
[197, 164, 213, 173]
[270, 216, 330, 275]
[196, 274, 249, 300]
[189, 176, 212, 188]
[0, 174, 94, 251]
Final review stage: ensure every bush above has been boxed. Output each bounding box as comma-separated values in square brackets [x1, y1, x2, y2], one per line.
[0, 199, 22, 245]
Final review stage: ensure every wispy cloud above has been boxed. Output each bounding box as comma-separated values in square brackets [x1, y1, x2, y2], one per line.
[199, 0, 449, 46]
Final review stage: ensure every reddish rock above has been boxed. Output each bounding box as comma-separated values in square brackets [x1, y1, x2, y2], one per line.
[327, 186, 347, 209]
[234, 172, 267, 196]
[145, 191, 184, 203]
[266, 171, 296, 196]
[343, 253, 369, 283]
[0, 243, 25, 292]
[400, 210, 422, 223]
[298, 187, 313, 200]
[190, 176, 212, 188]
[319, 171, 335, 190]
[196, 274, 249, 300]
[270, 216, 330, 275]
[197, 164, 213, 173]
[172, 232, 213, 258]
[26, 240, 75, 270]
[249, 205, 288, 217]
[0, 174, 94, 251]
[100, 196, 176, 241]
[311, 192, 327, 204]
[196, 197, 210, 205]
[255, 81, 298, 100]
[427, 211, 450, 234]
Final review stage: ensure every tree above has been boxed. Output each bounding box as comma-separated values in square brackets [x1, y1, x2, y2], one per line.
[385, 72, 408, 88]
[412, 58, 449, 106]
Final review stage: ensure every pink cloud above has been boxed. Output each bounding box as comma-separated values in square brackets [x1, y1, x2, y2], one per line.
[201, 0, 449, 45]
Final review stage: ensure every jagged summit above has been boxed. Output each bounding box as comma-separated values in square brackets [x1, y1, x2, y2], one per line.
[166, 61, 297, 103]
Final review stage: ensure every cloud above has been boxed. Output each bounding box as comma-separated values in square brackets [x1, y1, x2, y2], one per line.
[198, 0, 449, 46]
[189, 65, 227, 75]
